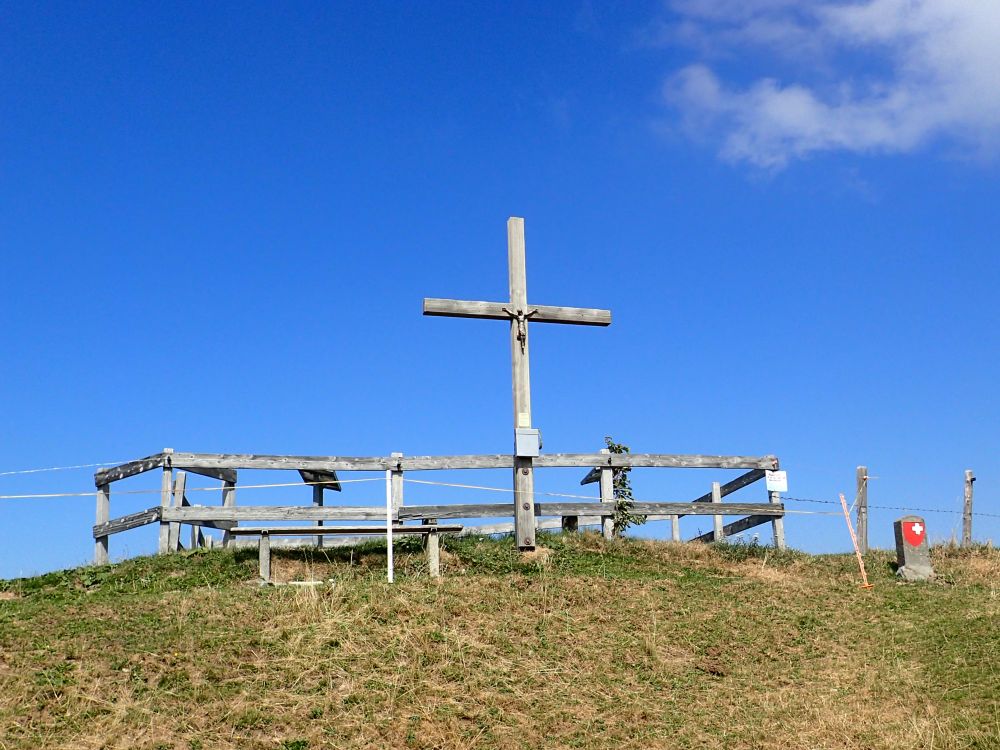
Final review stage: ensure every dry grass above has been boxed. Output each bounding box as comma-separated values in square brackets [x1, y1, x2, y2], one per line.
[0, 535, 997, 749]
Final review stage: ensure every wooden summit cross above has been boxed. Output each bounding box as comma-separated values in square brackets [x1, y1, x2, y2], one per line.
[423, 217, 611, 550]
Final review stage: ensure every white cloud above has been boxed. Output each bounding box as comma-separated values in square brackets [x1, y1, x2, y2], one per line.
[660, 0, 1000, 168]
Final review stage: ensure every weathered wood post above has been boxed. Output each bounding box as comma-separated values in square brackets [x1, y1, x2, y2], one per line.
[221, 475, 236, 548]
[425, 518, 440, 578]
[507, 219, 537, 550]
[711, 481, 724, 542]
[769, 487, 786, 551]
[95, 483, 110, 565]
[599, 448, 614, 539]
[670, 514, 680, 542]
[962, 469, 975, 547]
[312, 483, 324, 548]
[158, 448, 173, 555]
[390, 452, 404, 513]
[856, 466, 869, 554]
[169, 471, 187, 552]
[259, 531, 271, 583]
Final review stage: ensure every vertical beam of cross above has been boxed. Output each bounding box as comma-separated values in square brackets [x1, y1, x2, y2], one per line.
[423, 216, 611, 551]
[507, 218, 535, 547]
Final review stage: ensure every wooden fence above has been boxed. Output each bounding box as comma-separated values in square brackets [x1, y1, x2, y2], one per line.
[92, 448, 785, 564]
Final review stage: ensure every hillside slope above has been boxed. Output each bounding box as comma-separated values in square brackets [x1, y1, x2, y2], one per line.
[1, 535, 997, 750]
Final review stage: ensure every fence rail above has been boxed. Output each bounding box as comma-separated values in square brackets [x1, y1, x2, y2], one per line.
[90, 448, 785, 565]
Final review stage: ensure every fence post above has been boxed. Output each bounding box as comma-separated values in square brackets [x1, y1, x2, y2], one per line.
[711, 481, 724, 542]
[856, 466, 868, 554]
[258, 531, 271, 583]
[769, 487, 786, 551]
[169, 471, 187, 552]
[158, 449, 173, 555]
[390, 452, 404, 513]
[95, 483, 110, 565]
[221, 474, 236, 548]
[599, 448, 614, 539]
[670, 515, 680, 542]
[963, 469, 976, 547]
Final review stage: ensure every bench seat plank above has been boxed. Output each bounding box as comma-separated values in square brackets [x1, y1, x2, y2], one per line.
[229, 524, 462, 536]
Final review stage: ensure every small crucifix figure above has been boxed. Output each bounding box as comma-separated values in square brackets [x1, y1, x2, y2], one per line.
[424, 217, 611, 550]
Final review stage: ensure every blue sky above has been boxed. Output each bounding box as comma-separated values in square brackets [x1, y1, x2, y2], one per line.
[2, 1, 998, 577]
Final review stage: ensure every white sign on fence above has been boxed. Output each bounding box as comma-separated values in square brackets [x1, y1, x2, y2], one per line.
[765, 470, 788, 493]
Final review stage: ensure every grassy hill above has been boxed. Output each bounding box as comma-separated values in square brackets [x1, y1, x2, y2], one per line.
[1, 534, 997, 750]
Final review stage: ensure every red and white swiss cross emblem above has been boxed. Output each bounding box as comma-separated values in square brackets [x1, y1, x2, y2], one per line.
[902, 521, 925, 547]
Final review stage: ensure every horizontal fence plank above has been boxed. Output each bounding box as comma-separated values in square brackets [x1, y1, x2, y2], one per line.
[460, 517, 601, 536]
[166, 453, 393, 472]
[227, 524, 462, 536]
[689, 513, 775, 544]
[93, 507, 162, 537]
[398, 502, 783, 520]
[100, 452, 779, 476]
[422, 298, 611, 326]
[162, 506, 391, 522]
[94, 455, 168, 486]
[160, 501, 783, 525]
[535, 454, 779, 470]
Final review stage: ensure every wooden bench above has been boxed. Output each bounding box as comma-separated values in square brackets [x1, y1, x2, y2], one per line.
[226, 523, 463, 582]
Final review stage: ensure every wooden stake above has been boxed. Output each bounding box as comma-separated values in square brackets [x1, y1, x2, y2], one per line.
[962, 469, 975, 547]
[839, 492, 873, 589]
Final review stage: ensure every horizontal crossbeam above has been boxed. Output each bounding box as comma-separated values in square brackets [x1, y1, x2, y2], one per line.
[96, 453, 780, 485]
[93, 507, 161, 538]
[398, 501, 784, 520]
[160, 501, 783, 525]
[162, 506, 391, 522]
[423, 298, 611, 326]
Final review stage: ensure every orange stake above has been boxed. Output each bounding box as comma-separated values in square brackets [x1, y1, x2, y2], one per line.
[839, 492, 874, 589]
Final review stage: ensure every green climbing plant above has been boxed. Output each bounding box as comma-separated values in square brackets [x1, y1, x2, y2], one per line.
[605, 436, 646, 536]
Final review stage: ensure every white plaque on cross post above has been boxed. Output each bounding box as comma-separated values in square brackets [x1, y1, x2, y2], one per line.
[423, 217, 611, 550]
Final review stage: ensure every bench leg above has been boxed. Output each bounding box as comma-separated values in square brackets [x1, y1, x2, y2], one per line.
[259, 532, 271, 583]
[425, 519, 440, 578]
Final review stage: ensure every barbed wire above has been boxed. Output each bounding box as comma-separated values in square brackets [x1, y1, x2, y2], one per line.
[783, 495, 1000, 519]
[0, 461, 127, 477]
[0, 476, 383, 500]
[1, 472, 996, 520]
